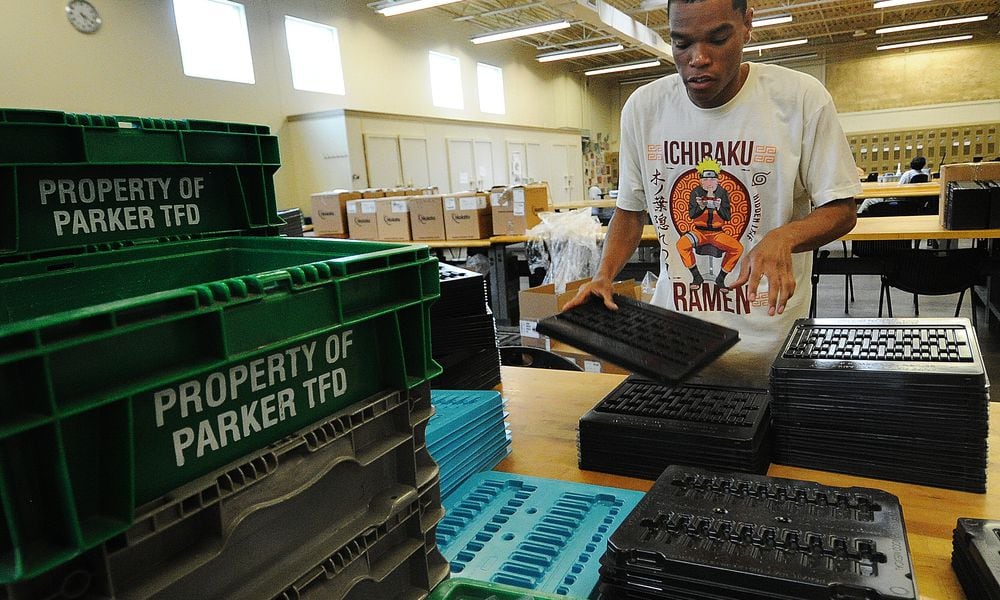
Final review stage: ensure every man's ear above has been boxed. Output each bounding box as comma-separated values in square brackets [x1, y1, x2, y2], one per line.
[744, 7, 754, 42]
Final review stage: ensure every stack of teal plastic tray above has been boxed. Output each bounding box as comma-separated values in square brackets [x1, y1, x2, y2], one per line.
[428, 390, 512, 500]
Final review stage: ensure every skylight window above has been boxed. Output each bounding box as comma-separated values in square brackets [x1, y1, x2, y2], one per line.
[173, 0, 255, 84]
[285, 16, 346, 95]
[477, 63, 505, 114]
[429, 51, 463, 110]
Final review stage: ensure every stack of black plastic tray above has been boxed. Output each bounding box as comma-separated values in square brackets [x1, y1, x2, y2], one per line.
[578, 376, 772, 479]
[536, 294, 739, 384]
[953, 518, 1000, 600]
[599, 465, 918, 600]
[432, 263, 501, 390]
[277, 207, 304, 236]
[770, 317, 989, 493]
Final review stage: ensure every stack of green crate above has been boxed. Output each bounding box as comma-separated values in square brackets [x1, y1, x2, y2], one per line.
[0, 109, 447, 598]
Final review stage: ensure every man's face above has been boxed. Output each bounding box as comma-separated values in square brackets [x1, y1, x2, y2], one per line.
[669, 0, 753, 108]
[701, 175, 719, 192]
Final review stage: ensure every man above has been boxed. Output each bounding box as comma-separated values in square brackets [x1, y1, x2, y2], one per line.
[564, 0, 860, 385]
[898, 156, 928, 184]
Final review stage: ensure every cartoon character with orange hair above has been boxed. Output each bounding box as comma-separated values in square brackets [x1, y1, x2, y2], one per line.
[676, 157, 744, 287]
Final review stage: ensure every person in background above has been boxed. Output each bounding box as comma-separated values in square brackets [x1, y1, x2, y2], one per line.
[898, 156, 928, 184]
[563, 0, 860, 387]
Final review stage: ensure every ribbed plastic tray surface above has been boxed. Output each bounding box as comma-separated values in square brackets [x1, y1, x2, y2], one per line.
[429, 390, 504, 442]
[535, 295, 738, 384]
[772, 318, 987, 383]
[604, 465, 916, 600]
[594, 377, 766, 428]
[438, 472, 644, 598]
[952, 518, 1000, 600]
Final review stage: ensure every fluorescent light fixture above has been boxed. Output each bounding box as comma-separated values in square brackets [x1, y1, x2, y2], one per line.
[537, 43, 624, 62]
[471, 20, 570, 44]
[743, 38, 808, 52]
[585, 59, 661, 76]
[875, 15, 987, 34]
[376, 0, 461, 17]
[757, 52, 819, 64]
[877, 34, 972, 50]
[873, 0, 932, 8]
[752, 15, 793, 28]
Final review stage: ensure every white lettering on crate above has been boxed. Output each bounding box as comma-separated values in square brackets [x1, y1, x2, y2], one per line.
[38, 177, 207, 237]
[153, 330, 354, 467]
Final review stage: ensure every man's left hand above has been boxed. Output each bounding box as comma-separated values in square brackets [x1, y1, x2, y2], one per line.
[726, 230, 795, 316]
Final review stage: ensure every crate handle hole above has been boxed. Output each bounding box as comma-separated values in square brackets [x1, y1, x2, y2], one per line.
[47, 261, 75, 272]
[61, 569, 93, 598]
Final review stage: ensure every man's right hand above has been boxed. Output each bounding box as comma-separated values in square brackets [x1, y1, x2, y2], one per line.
[562, 278, 619, 312]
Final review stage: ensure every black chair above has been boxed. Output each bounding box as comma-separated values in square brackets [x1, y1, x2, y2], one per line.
[908, 172, 929, 184]
[878, 248, 987, 329]
[841, 198, 924, 313]
[499, 346, 583, 371]
[866, 172, 879, 182]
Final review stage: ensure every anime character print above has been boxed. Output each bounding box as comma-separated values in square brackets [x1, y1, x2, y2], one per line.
[672, 157, 749, 288]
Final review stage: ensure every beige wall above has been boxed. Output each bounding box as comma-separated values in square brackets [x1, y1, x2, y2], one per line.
[827, 42, 1000, 114]
[0, 1, 596, 210]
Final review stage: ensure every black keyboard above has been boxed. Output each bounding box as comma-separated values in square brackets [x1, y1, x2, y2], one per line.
[596, 378, 761, 427]
[782, 323, 974, 362]
[536, 294, 738, 383]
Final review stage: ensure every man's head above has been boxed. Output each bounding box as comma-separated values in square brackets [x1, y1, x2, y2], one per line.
[910, 156, 926, 171]
[668, 0, 753, 109]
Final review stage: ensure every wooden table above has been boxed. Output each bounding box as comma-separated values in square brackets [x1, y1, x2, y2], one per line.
[842, 214, 999, 241]
[495, 366, 999, 600]
[858, 181, 941, 199]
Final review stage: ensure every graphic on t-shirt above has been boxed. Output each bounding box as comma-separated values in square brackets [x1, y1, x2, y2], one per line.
[671, 158, 750, 288]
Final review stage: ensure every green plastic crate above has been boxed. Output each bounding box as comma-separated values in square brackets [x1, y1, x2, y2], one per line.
[429, 578, 580, 600]
[0, 109, 441, 584]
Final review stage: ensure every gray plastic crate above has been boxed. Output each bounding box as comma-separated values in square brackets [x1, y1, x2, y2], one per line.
[2, 387, 444, 599]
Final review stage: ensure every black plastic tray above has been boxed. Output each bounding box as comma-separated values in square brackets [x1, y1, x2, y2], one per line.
[952, 518, 1000, 600]
[536, 294, 738, 384]
[771, 318, 988, 387]
[602, 465, 917, 600]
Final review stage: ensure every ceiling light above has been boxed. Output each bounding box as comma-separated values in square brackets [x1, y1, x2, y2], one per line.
[752, 15, 793, 28]
[471, 20, 571, 44]
[585, 59, 661, 76]
[877, 34, 972, 50]
[375, 0, 461, 17]
[743, 38, 808, 52]
[875, 15, 987, 35]
[873, 0, 932, 8]
[537, 43, 624, 62]
[757, 52, 820, 64]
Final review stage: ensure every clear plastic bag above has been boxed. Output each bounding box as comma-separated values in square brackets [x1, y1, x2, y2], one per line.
[525, 208, 602, 293]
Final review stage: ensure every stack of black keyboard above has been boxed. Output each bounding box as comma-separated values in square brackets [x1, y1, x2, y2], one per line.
[944, 180, 1000, 230]
[431, 263, 501, 390]
[952, 518, 1000, 600]
[578, 376, 771, 479]
[536, 294, 739, 384]
[599, 465, 918, 600]
[770, 318, 989, 493]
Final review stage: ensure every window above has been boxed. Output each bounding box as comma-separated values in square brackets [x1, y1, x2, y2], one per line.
[285, 16, 345, 95]
[477, 63, 505, 115]
[429, 51, 463, 110]
[173, 0, 254, 84]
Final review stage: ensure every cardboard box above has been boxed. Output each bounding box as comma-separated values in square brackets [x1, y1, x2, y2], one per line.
[345, 199, 379, 240]
[518, 277, 637, 349]
[310, 190, 361, 237]
[939, 161, 1000, 228]
[361, 189, 386, 199]
[375, 197, 411, 241]
[408, 195, 446, 241]
[492, 183, 549, 235]
[443, 193, 492, 240]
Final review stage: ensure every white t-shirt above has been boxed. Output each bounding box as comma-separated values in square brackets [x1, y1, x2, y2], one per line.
[617, 62, 861, 386]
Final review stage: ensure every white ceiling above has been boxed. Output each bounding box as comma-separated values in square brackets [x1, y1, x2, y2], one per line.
[372, 0, 1000, 79]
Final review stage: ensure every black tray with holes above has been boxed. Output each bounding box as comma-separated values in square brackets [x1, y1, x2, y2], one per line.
[952, 518, 1000, 600]
[535, 295, 738, 384]
[435, 263, 488, 317]
[770, 318, 988, 386]
[600, 465, 917, 600]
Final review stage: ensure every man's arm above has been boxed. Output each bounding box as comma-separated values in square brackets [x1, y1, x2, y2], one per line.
[727, 198, 857, 315]
[563, 207, 646, 311]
